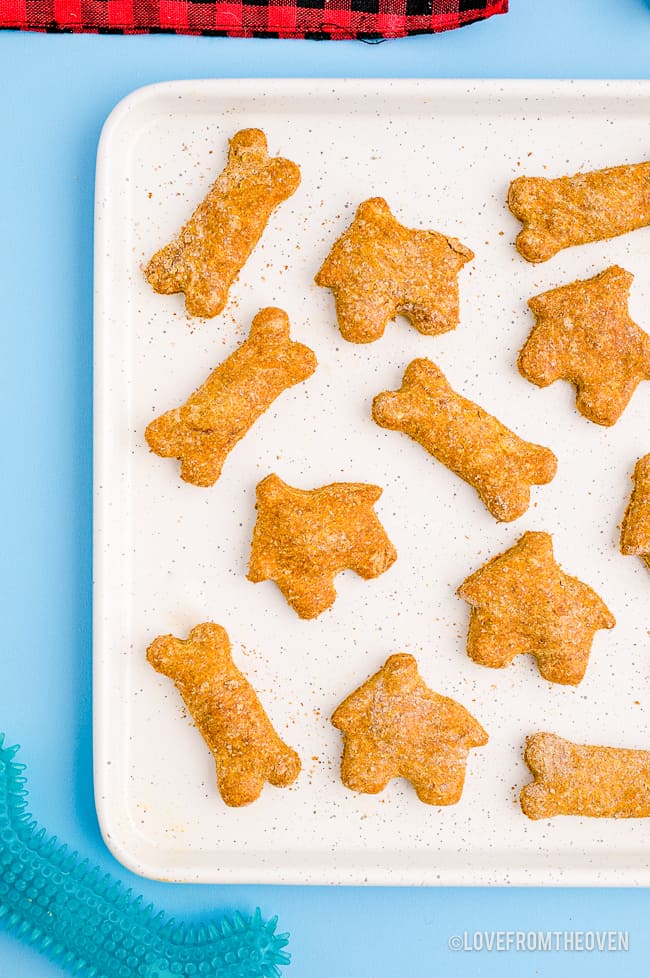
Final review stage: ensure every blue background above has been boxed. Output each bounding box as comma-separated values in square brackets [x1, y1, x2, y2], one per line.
[2, 0, 650, 974]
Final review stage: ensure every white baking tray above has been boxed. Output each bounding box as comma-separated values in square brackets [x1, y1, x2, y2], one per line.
[94, 79, 650, 885]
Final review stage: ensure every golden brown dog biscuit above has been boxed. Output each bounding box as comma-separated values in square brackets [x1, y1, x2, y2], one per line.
[620, 454, 650, 572]
[315, 197, 474, 343]
[519, 267, 650, 427]
[331, 654, 488, 805]
[458, 532, 615, 685]
[145, 129, 300, 318]
[145, 307, 317, 487]
[521, 732, 650, 819]
[147, 622, 301, 806]
[372, 358, 557, 522]
[508, 159, 650, 263]
[248, 473, 397, 619]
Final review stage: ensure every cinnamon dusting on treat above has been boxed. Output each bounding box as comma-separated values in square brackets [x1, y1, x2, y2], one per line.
[620, 454, 650, 572]
[331, 654, 487, 805]
[145, 308, 316, 487]
[248, 474, 397, 619]
[519, 266, 650, 426]
[372, 358, 557, 522]
[508, 159, 650, 262]
[147, 623, 301, 807]
[315, 197, 473, 343]
[145, 129, 300, 318]
[458, 532, 615, 686]
[522, 732, 650, 819]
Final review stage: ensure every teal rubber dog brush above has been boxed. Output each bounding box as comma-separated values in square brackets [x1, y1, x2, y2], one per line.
[0, 734, 290, 978]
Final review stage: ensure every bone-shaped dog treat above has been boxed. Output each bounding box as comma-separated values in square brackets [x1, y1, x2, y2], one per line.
[147, 622, 301, 806]
[620, 453, 650, 572]
[508, 159, 650, 262]
[145, 307, 317, 487]
[315, 197, 474, 343]
[248, 473, 397, 619]
[519, 266, 650, 427]
[458, 532, 615, 685]
[145, 128, 301, 318]
[372, 358, 557, 522]
[521, 732, 650, 819]
[331, 653, 488, 805]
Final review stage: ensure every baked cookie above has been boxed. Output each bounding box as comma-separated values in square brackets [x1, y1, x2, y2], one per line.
[519, 266, 650, 426]
[248, 473, 397, 619]
[331, 653, 488, 805]
[145, 129, 300, 318]
[315, 197, 474, 343]
[620, 454, 650, 572]
[457, 531, 615, 685]
[145, 307, 317, 487]
[521, 732, 650, 819]
[372, 358, 557, 522]
[508, 159, 650, 262]
[147, 622, 301, 806]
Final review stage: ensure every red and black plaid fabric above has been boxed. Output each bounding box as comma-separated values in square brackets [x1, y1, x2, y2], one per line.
[0, 0, 507, 40]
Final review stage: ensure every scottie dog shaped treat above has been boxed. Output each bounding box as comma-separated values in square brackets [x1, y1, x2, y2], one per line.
[519, 267, 650, 426]
[508, 159, 650, 263]
[147, 622, 301, 806]
[145, 308, 317, 487]
[248, 474, 397, 619]
[315, 197, 474, 343]
[331, 654, 488, 805]
[620, 454, 650, 572]
[372, 358, 557, 522]
[521, 732, 650, 820]
[458, 532, 615, 686]
[145, 129, 300, 318]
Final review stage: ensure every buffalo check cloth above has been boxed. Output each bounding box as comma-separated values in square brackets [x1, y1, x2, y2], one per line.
[0, 0, 507, 40]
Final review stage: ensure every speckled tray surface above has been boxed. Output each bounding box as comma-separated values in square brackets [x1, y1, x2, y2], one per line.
[94, 79, 650, 885]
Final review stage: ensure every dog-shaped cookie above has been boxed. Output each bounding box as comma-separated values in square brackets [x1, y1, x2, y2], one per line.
[519, 266, 650, 426]
[458, 532, 615, 685]
[147, 622, 301, 806]
[331, 654, 488, 805]
[145, 307, 317, 487]
[248, 473, 397, 619]
[372, 358, 557, 522]
[315, 197, 473, 343]
[145, 129, 300, 318]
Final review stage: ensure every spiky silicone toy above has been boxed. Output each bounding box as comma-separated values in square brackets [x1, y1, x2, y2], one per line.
[0, 735, 290, 978]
